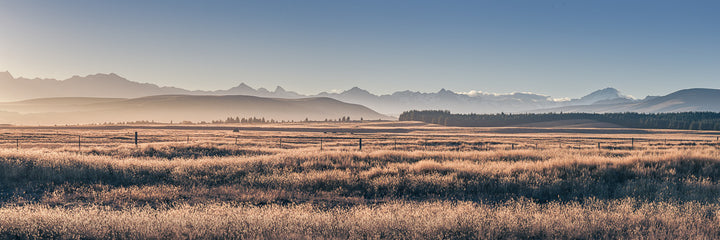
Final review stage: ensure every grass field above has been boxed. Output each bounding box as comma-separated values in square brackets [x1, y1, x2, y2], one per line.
[2, 121, 720, 239]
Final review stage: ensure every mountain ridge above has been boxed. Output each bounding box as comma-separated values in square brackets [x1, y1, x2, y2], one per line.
[2, 71, 718, 115]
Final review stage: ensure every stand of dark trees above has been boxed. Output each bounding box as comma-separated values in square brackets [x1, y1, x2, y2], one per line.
[399, 110, 720, 130]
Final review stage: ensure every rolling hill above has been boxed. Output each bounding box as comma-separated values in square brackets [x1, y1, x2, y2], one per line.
[0, 95, 392, 125]
[628, 88, 720, 112]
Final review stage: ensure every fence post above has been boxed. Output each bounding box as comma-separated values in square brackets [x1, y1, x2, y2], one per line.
[597, 142, 600, 150]
[320, 138, 323, 150]
[16, 138, 19, 150]
[78, 135, 81, 152]
[279, 138, 283, 148]
[135, 132, 138, 147]
[394, 139, 397, 150]
[235, 136, 238, 145]
[631, 138, 634, 149]
[511, 143, 515, 150]
[359, 138, 362, 151]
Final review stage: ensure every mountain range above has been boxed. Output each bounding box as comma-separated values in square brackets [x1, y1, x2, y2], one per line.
[2, 71, 719, 120]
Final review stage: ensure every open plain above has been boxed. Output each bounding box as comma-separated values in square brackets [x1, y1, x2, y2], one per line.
[2, 121, 720, 239]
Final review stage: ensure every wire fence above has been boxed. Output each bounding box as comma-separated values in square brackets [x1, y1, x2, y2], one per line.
[2, 129, 719, 152]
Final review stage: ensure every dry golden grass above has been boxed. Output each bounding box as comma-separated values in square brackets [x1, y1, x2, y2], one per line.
[1, 123, 720, 239]
[2, 200, 720, 239]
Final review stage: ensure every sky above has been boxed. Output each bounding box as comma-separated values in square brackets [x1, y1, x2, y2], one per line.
[1, 0, 719, 99]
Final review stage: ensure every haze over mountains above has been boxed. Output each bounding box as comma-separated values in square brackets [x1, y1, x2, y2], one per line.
[0, 95, 390, 125]
[1, 71, 720, 125]
[1, 71, 633, 114]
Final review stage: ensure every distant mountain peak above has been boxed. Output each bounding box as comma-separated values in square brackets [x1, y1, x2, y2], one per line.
[274, 86, 286, 93]
[437, 88, 459, 98]
[575, 87, 630, 105]
[588, 87, 620, 96]
[344, 87, 372, 95]
[236, 83, 251, 88]
[438, 88, 454, 94]
[227, 83, 254, 91]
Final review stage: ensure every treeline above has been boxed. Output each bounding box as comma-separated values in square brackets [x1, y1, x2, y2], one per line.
[399, 110, 720, 130]
[210, 116, 358, 124]
[212, 117, 276, 124]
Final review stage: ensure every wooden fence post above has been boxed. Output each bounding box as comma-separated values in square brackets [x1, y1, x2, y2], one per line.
[16, 138, 19, 150]
[631, 138, 634, 149]
[135, 132, 138, 147]
[359, 138, 362, 151]
[78, 135, 81, 152]
[394, 139, 397, 150]
[320, 138, 323, 150]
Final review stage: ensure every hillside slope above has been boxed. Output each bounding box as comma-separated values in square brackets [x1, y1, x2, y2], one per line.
[530, 89, 720, 113]
[0, 95, 392, 125]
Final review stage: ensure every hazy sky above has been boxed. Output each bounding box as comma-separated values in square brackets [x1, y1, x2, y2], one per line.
[1, 0, 718, 98]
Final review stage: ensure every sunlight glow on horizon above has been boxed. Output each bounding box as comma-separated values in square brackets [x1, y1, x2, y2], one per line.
[1, 0, 719, 99]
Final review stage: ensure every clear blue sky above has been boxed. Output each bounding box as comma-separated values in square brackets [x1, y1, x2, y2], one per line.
[1, 0, 718, 98]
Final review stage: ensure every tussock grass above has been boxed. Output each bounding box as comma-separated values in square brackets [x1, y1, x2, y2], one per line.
[3, 146, 720, 204]
[1, 127, 720, 238]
